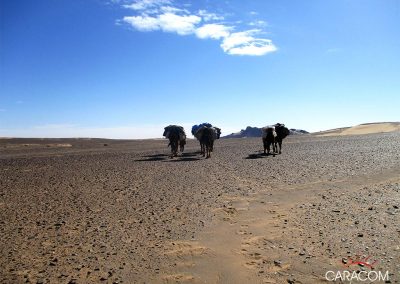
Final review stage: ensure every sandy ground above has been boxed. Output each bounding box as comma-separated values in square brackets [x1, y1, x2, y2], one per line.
[317, 122, 400, 136]
[1, 133, 400, 283]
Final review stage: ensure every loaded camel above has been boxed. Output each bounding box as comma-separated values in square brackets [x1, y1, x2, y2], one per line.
[163, 125, 186, 157]
[192, 123, 221, 158]
[262, 123, 290, 155]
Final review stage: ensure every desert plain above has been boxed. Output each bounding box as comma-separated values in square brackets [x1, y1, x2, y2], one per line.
[1, 123, 400, 283]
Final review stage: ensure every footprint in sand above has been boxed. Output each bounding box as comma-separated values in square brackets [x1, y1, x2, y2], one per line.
[241, 236, 265, 248]
[162, 273, 195, 282]
[164, 241, 208, 257]
[237, 229, 250, 235]
[223, 207, 238, 215]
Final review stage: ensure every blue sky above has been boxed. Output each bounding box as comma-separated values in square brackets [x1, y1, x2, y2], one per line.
[1, 0, 399, 138]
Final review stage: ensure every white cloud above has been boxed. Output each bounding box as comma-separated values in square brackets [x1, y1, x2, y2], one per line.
[160, 6, 188, 14]
[123, 15, 160, 31]
[249, 20, 267, 27]
[221, 31, 254, 51]
[225, 39, 277, 56]
[195, 24, 231, 40]
[158, 13, 201, 35]
[198, 9, 224, 21]
[124, 12, 200, 35]
[120, 0, 277, 56]
[221, 30, 277, 56]
[124, 0, 171, 11]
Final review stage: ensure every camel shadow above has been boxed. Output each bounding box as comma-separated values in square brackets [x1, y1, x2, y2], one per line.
[181, 152, 202, 157]
[166, 152, 202, 162]
[136, 152, 201, 162]
[143, 154, 169, 158]
[245, 152, 275, 159]
[167, 157, 201, 162]
[136, 153, 169, 162]
[136, 157, 166, 161]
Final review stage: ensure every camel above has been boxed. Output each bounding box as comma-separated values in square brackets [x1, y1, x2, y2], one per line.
[192, 123, 221, 157]
[274, 123, 290, 154]
[199, 127, 216, 158]
[163, 125, 186, 157]
[262, 126, 277, 155]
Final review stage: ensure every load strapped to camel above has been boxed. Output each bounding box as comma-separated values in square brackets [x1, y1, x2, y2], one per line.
[274, 123, 290, 138]
[163, 125, 186, 141]
[191, 123, 212, 136]
[261, 126, 277, 139]
[191, 123, 221, 140]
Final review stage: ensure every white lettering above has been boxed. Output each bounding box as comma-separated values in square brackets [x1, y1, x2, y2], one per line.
[369, 271, 378, 282]
[343, 270, 351, 281]
[336, 270, 344, 281]
[325, 270, 390, 282]
[350, 270, 360, 281]
[379, 271, 390, 281]
[358, 271, 368, 281]
[325, 271, 335, 281]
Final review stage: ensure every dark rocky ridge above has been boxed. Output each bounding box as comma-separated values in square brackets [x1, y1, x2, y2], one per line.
[223, 126, 309, 138]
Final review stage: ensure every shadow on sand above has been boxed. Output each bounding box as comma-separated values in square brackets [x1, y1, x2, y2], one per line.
[135, 153, 169, 162]
[181, 151, 202, 157]
[245, 152, 275, 159]
[143, 154, 169, 158]
[136, 152, 202, 162]
[135, 157, 166, 162]
[167, 157, 201, 162]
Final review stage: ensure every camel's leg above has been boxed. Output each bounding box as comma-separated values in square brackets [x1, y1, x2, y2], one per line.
[206, 147, 211, 158]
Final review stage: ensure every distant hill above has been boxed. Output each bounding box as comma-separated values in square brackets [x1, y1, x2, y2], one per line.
[223, 126, 309, 138]
[315, 122, 400, 136]
[289, 129, 310, 135]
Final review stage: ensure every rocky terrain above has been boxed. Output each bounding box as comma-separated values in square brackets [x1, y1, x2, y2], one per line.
[1, 132, 399, 283]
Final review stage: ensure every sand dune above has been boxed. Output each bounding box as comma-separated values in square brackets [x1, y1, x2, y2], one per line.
[317, 122, 400, 136]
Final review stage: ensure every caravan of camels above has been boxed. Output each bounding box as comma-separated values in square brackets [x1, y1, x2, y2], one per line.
[163, 123, 289, 158]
